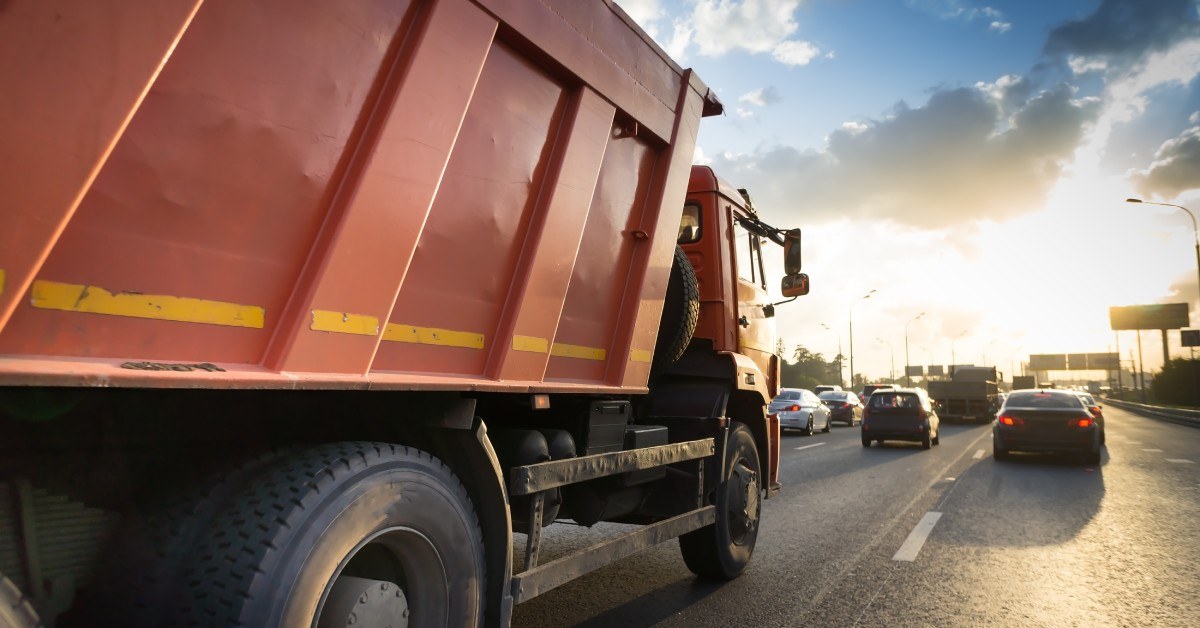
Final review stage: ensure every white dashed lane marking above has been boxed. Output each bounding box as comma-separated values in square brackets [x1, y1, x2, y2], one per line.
[1167, 459, 1195, 464]
[795, 442, 828, 451]
[893, 511, 942, 562]
[972, 449, 985, 459]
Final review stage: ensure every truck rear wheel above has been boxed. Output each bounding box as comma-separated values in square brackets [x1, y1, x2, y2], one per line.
[0, 572, 38, 628]
[171, 443, 485, 627]
[679, 424, 761, 579]
[653, 246, 700, 369]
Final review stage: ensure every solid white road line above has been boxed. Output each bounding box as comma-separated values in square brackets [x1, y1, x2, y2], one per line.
[893, 511, 943, 562]
[973, 449, 985, 459]
[1143, 448, 1164, 452]
[795, 442, 828, 451]
[1166, 459, 1195, 464]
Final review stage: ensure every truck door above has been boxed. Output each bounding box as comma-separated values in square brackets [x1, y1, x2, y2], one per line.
[732, 216, 775, 387]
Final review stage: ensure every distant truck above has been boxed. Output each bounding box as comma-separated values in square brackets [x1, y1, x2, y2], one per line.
[929, 366, 999, 423]
[0, 2, 810, 626]
[1088, 381, 1103, 394]
[1012, 375, 1037, 391]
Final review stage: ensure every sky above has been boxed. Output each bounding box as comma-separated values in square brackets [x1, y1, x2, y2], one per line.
[616, 0, 1200, 384]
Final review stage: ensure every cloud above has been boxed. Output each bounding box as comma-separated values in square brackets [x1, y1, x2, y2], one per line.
[1133, 125, 1200, 197]
[738, 86, 782, 107]
[772, 40, 822, 66]
[707, 82, 1100, 229]
[1044, 0, 1200, 70]
[907, 0, 1011, 32]
[624, 0, 828, 67]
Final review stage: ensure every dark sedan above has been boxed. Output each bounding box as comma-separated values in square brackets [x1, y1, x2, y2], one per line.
[818, 390, 863, 425]
[861, 388, 940, 449]
[993, 390, 1102, 464]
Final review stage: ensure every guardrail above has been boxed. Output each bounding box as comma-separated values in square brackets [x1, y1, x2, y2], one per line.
[1103, 397, 1200, 428]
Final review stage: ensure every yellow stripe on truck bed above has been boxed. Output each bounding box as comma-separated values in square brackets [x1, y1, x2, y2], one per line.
[31, 280, 265, 328]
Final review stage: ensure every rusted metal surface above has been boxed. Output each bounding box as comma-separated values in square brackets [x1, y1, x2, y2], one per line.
[0, 0, 716, 393]
[510, 505, 716, 604]
[509, 438, 714, 496]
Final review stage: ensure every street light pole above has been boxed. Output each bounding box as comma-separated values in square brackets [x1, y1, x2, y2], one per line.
[904, 312, 925, 386]
[821, 323, 844, 386]
[1127, 198, 1200, 368]
[876, 337, 895, 382]
[950, 330, 966, 377]
[1010, 344, 1024, 385]
[849, 289, 876, 390]
[982, 339, 998, 367]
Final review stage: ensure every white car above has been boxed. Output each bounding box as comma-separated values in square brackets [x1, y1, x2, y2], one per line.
[769, 388, 832, 435]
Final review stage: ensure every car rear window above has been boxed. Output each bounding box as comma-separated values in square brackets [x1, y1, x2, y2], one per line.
[819, 391, 850, 401]
[775, 391, 802, 401]
[869, 393, 920, 409]
[1006, 392, 1083, 409]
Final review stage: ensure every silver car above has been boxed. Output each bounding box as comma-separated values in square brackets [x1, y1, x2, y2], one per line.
[770, 388, 832, 435]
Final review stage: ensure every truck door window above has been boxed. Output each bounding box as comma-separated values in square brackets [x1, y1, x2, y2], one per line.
[678, 203, 701, 243]
[734, 221, 755, 284]
[734, 219, 765, 288]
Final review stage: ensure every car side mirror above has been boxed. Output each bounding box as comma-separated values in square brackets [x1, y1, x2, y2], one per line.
[783, 228, 802, 274]
[781, 273, 809, 297]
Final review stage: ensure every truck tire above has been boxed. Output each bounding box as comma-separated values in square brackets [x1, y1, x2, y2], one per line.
[171, 443, 485, 627]
[653, 246, 700, 368]
[0, 573, 38, 628]
[679, 424, 760, 579]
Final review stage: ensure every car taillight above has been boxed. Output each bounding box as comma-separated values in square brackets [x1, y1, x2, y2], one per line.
[998, 414, 1022, 426]
[1072, 417, 1094, 428]
[1088, 406, 1101, 416]
[788, 404, 801, 412]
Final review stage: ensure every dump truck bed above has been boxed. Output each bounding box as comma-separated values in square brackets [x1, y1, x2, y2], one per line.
[0, 0, 720, 393]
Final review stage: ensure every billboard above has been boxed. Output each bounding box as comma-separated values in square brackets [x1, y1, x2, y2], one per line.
[905, 365, 924, 377]
[1029, 354, 1067, 370]
[1086, 353, 1120, 369]
[1109, 303, 1189, 330]
[1028, 353, 1118, 370]
[927, 365, 944, 376]
[1184, 330, 1200, 348]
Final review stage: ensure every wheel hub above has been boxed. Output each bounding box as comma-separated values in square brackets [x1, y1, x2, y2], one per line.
[728, 461, 759, 542]
[319, 576, 409, 628]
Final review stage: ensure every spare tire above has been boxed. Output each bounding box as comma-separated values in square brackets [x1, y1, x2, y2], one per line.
[0, 573, 38, 628]
[653, 246, 700, 368]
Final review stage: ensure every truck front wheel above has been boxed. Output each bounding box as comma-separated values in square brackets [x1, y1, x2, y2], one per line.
[678, 424, 761, 579]
[172, 443, 486, 627]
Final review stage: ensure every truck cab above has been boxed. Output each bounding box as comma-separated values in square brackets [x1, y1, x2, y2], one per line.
[679, 166, 791, 398]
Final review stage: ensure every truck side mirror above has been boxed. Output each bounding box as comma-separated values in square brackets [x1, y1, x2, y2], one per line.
[783, 229, 802, 274]
[781, 273, 809, 297]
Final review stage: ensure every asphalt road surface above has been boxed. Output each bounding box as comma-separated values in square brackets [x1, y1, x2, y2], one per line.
[511, 406, 1200, 627]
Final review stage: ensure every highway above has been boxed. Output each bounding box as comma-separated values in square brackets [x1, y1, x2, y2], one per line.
[511, 405, 1200, 627]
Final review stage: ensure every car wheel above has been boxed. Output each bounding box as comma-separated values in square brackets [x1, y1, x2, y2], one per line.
[920, 432, 932, 450]
[932, 428, 940, 446]
[861, 437, 871, 448]
[805, 416, 813, 435]
[1084, 438, 1102, 466]
[821, 415, 831, 433]
[679, 424, 761, 579]
[993, 437, 1010, 461]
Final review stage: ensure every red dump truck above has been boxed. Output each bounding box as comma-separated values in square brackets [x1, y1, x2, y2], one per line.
[0, 1, 809, 626]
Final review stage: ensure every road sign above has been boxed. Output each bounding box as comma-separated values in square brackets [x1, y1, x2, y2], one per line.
[1029, 354, 1067, 370]
[1109, 303, 1189, 330]
[905, 365, 924, 376]
[927, 365, 944, 376]
[1183, 329, 1200, 347]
